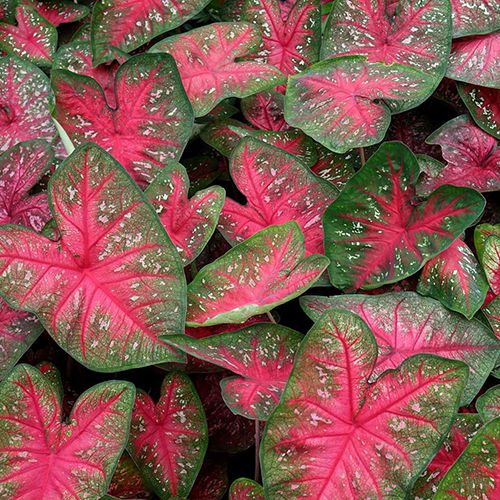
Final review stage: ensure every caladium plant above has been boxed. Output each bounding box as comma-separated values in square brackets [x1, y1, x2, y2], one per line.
[229, 477, 265, 499]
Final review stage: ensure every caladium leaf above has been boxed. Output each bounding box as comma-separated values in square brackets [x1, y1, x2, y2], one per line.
[300, 292, 499, 404]
[218, 138, 337, 255]
[0, 143, 187, 372]
[241, 90, 289, 131]
[91, 0, 211, 64]
[261, 308, 468, 499]
[0, 299, 42, 380]
[187, 222, 329, 326]
[0, 56, 56, 150]
[475, 223, 500, 263]
[0, 140, 52, 232]
[19, 0, 89, 26]
[322, 0, 451, 83]
[127, 373, 207, 500]
[0, 0, 14, 22]
[435, 417, 500, 499]
[190, 455, 228, 500]
[163, 323, 302, 420]
[419, 115, 500, 194]
[323, 141, 485, 290]
[484, 295, 500, 339]
[52, 53, 194, 187]
[0, 5, 57, 67]
[310, 145, 358, 190]
[417, 238, 489, 318]
[149, 23, 285, 117]
[446, 31, 500, 87]
[412, 414, 482, 498]
[477, 385, 500, 422]
[451, 0, 500, 37]
[242, 0, 321, 85]
[458, 84, 500, 139]
[0, 364, 135, 498]
[483, 235, 500, 294]
[229, 478, 265, 500]
[107, 451, 149, 499]
[285, 56, 435, 153]
[145, 162, 225, 265]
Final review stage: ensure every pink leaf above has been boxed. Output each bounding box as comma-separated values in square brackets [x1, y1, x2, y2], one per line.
[127, 373, 207, 499]
[229, 478, 264, 500]
[0, 364, 135, 498]
[241, 90, 289, 131]
[52, 53, 193, 187]
[150, 23, 285, 117]
[261, 309, 468, 498]
[19, 0, 89, 26]
[218, 138, 337, 255]
[0, 143, 186, 371]
[450, 0, 500, 37]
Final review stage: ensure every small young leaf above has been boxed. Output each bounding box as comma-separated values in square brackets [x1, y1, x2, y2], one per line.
[261, 309, 468, 499]
[323, 142, 485, 290]
[0, 143, 187, 372]
[219, 138, 337, 255]
[483, 235, 500, 295]
[229, 478, 265, 500]
[163, 323, 302, 420]
[150, 23, 285, 117]
[477, 385, 500, 421]
[127, 373, 207, 500]
[241, 90, 289, 131]
[19, 0, 89, 26]
[300, 292, 499, 404]
[0, 364, 135, 498]
[187, 222, 329, 326]
[285, 56, 435, 153]
[450, 0, 500, 37]
[145, 162, 225, 265]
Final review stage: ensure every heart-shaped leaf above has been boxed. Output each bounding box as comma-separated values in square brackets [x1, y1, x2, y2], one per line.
[91, 0, 211, 64]
[241, 90, 289, 131]
[0, 140, 52, 232]
[0, 5, 57, 67]
[435, 417, 500, 499]
[322, 0, 451, 83]
[0, 299, 42, 380]
[412, 414, 482, 498]
[483, 235, 500, 295]
[261, 309, 468, 499]
[477, 385, 500, 421]
[285, 56, 435, 153]
[418, 115, 500, 194]
[218, 138, 337, 255]
[187, 222, 329, 326]
[163, 323, 302, 420]
[301, 291, 499, 404]
[0, 364, 135, 498]
[127, 373, 207, 500]
[229, 478, 264, 500]
[145, 162, 225, 265]
[242, 0, 321, 85]
[0, 56, 56, 151]
[19, 0, 89, 26]
[451, 0, 500, 37]
[446, 31, 500, 87]
[52, 53, 193, 187]
[0, 143, 187, 372]
[150, 23, 285, 117]
[417, 238, 489, 318]
[323, 142, 485, 290]
[458, 84, 500, 139]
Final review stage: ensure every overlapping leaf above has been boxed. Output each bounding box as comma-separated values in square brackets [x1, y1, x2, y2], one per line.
[322, 0, 451, 82]
[451, 0, 500, 37]
[261, 309, 468, 498]
[241, 90, 289, 131]
[91, 0, 211, 64]
[310, 145, 358, 190]
[446, 31, 500, 87]
[0, 364, 135, 498]
[150, 23, 285, 117]
[145, 162, 225, 265]
[0, 140, 52, 232]
[285, 56, 435, 153]
[475, 223, 500, 262]
[323, 142, 485, 290]
[229, 478, 265, 500]
[417, 238, 489, 318]
[52, 53, 193, 186]
[435, 417, 500, 498]
[483, 235, 500, 294]
[187, 222, 329, 326]
[0, 0, 14, 22]
[190, 455, 228, 500]
[0, 56, 56, 150]
[19, 0, 89, 26]
[484, 295, 500, 339]
[0, 143, 187, 371]
[107, 452, 150, 499]
[163, 323, 302, 420]
[477, 385, 500, 421]
[127, 373, 207, 500]
[0, 5, 57, 67]
[219, 138, 337, 255]
[301, 292, 499, 404]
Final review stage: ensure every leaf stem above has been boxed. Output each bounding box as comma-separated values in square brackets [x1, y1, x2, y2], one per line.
[358, 147, 366, 166]
[255, 419, 261, 482]
[266, 311, 276, 324]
